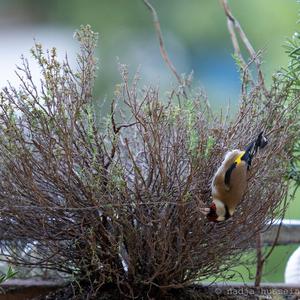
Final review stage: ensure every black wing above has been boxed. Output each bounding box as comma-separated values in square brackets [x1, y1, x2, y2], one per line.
[224, 162, 237, 189]
[223, 132, 267, 188]
[241, 150, 253, 170]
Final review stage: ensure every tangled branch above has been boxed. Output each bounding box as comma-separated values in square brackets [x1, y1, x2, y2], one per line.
[0, 3, 297, 299]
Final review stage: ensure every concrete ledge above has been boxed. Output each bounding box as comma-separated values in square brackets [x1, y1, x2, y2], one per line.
[0, 279, 64, 300]
[262, 219, 300, 246]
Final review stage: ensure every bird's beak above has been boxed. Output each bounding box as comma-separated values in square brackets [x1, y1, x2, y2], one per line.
[199, 207, 210, 215]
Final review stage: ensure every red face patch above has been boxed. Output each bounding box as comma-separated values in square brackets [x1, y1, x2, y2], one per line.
[207, 203, 218, 222]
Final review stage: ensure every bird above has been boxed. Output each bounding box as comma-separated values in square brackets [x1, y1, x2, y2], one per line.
[201, 132, 268, 222]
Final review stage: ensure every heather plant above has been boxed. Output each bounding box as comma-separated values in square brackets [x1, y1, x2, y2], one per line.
[0, 3, 298, 300]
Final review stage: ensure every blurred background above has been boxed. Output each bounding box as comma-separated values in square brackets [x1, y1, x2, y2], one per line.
[0, 0, 298, 283]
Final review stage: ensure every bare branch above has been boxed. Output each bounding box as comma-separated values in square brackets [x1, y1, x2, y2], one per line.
[143, 0, 182, 84]
[220, 0, 268, 94]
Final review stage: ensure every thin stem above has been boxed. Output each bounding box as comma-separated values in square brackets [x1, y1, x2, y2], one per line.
[255, 233, 263, 287]
[220, 0, 268, 95]
[143, 0, 182, 84]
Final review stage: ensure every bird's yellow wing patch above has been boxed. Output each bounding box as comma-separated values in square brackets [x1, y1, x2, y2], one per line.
[234, 151, 246, 165]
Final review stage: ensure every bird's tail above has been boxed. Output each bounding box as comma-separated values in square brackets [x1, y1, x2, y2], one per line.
[243, 131, 268, 168]
[245, 131, 268, 155]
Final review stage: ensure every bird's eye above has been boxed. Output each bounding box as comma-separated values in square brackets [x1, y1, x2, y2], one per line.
[210, 203, 216, 211]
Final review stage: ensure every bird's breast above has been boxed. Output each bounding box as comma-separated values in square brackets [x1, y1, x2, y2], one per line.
[212, 161, 248, 210]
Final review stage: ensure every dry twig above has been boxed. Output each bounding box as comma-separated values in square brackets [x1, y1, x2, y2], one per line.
[220, 0, 267, 95]
[143, 0, 182, 84]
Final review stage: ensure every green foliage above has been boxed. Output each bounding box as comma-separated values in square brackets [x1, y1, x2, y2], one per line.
[204, 136, 215, 157]
[184, 100, 198, 154]
[278, 22, 300, 188]
[289, 142, 300, 191]
[168, 99, 214, 158]
[107, 163, 126, 193]
[281, 32, 300, 90]
[0, 266, 17, 284]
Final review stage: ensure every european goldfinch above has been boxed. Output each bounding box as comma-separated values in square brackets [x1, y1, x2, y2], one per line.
[202, 132, 267, 222]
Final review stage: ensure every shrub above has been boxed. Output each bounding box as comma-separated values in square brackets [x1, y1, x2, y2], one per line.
[0, 23, 298, 299]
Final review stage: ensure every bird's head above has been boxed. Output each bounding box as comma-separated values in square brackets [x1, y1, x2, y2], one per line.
[201, 200, 230, 222]
[207, 203, 220, 222]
